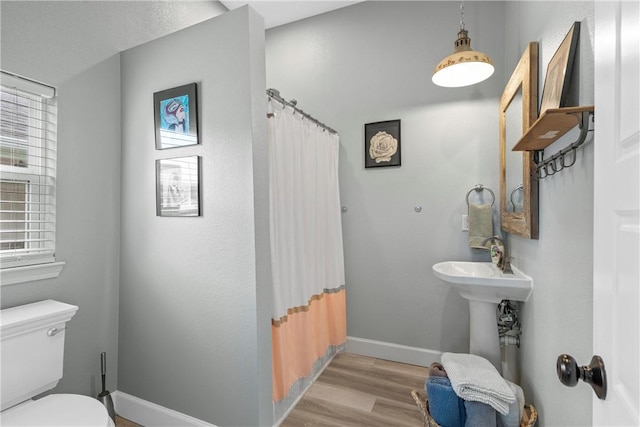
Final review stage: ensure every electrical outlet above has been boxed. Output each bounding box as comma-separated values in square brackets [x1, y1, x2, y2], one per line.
[461, 214, 469, 231]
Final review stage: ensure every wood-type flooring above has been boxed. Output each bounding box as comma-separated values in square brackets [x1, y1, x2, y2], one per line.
[114, 352, 428, 427]
[115, 415, 140, 427]
[281, 352, 428, 427]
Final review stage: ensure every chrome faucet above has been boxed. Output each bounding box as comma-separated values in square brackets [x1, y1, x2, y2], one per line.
[482, 236, 514, 274]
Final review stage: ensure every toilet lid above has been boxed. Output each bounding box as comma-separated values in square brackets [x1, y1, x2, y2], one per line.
[1, 394, 114, 427]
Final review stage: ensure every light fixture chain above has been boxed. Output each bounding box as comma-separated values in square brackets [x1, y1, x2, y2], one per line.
[460, 0, 465, 31]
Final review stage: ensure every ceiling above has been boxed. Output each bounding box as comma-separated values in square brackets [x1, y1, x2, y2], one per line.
[220, 0, 364, 29]
[0, 0, 363, 87]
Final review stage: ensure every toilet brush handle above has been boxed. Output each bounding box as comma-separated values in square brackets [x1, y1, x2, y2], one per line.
[101, 352, 107, 391]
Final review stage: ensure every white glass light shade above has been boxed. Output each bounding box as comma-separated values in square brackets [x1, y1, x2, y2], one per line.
[432, 29, 494, 88]
[432, 53, 495, 87]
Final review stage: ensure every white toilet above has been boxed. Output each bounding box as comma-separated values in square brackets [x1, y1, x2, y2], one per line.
[0, 299, 115, 427]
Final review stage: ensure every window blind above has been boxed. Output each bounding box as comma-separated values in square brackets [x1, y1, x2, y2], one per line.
[0, 72, 58, 269]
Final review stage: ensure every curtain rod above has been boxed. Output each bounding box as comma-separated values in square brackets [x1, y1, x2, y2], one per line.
[266, 88, 337, 135]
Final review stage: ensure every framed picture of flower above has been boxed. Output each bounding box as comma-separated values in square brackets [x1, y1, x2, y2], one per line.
[364, 119, 401, 168]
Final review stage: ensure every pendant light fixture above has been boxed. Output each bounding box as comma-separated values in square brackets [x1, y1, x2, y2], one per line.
[432, 1, 494, 87]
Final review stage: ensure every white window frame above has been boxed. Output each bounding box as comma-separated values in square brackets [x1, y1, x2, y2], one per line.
[0, 71, 64, 286]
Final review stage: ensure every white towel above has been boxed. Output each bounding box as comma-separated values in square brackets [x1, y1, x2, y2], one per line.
[497, 380, 525, 427]
[441, 352, 516, 415]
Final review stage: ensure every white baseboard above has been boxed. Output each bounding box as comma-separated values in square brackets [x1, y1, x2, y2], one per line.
[113, 391, 215, 427]
[346, 336, 442, 367]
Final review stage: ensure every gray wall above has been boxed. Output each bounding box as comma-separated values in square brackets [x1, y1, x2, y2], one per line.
[0, 55, 122, 397]
[267, 1, 595, 426]
[506, 2, 595, 426]
[118, 7, 271, 426]
[266, 0, 505, 359]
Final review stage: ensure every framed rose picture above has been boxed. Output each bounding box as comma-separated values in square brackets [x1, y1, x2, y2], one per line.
[539, 22, 580, 115]
[156, 155, 201, 217]
[154, 83, 199, 150]
[364, 119, 401, 168]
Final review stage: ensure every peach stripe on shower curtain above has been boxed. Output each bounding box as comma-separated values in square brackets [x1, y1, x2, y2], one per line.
[268, 99, 346, 419]
[271, 288, 346, 401]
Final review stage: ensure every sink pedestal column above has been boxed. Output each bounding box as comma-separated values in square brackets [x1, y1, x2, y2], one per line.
[468, 300, 501, 370]
[432, 261, 532, 374]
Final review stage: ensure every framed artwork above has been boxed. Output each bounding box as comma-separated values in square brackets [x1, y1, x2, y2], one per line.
[539, 22, 580, 115]
[156, 156, 201, 217]
[364, 119, 401, 168]
[154, 83, 199, 149]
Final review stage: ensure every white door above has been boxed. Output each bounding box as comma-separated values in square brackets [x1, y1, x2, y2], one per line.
[593, 1, 640, 425]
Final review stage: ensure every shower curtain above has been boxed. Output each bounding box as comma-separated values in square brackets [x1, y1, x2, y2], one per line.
[267, 100, 346, 421]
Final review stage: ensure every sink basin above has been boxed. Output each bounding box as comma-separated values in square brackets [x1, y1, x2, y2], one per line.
[432, 261, 532, 303]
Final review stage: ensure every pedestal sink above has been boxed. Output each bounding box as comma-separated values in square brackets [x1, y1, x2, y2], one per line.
[432, 261, 532, 370]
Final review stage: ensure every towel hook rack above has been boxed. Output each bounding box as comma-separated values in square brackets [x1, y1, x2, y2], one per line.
[534, 111, 593, 180]
[466, 184, 495, 206]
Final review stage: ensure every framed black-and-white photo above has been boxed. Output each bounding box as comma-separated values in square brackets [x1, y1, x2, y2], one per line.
[154, 83, 199, 150]
[156, 156, 201, 217]
[539, 22, 580, 114]
[364, 119, 401, 168]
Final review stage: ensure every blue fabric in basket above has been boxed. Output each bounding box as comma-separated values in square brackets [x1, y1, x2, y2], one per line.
[464, 400, 497, 427]
[426, 376, 466, 427]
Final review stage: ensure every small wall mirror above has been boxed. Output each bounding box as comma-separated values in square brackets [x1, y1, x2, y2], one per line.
[500, 42, 539, 239]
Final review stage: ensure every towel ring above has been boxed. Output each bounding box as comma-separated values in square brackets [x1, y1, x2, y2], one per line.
[466, 184, 495, 206]
[510, 184, 524, 212]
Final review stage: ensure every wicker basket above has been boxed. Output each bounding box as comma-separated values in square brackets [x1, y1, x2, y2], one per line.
[411, 389, 537, 427]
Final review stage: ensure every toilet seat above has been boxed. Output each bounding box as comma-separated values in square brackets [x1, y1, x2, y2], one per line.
[0, 394, 114, 427]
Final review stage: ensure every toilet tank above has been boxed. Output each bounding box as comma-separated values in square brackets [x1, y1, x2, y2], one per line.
[0, 300, 78, 411]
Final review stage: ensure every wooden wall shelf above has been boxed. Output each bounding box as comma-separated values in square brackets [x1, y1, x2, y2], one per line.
[512, 106, 595, 151]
